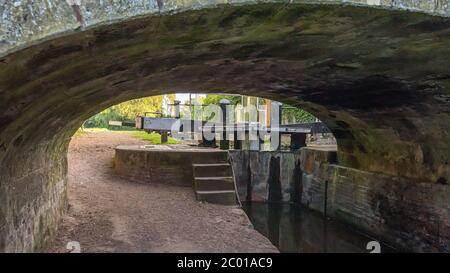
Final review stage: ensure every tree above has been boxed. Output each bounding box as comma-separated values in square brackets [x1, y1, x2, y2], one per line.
[111, 96, 165, 119]
[282, 107, 316, 124]
[203, 94, 242, 105]
[85, 95, 170, 128]
[203, 94, 316, 124]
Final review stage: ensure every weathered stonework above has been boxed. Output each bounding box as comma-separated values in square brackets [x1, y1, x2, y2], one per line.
[2, 0, 450, 57]
[229, 150, 306, 202]
[114, 145, 228, 186]
[301, 148, 450, 252]
[231, 148, 450, 252]
[0, 138, 68, 252]
[0, 3, 449, 252]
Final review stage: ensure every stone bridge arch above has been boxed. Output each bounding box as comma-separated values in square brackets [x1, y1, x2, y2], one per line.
[0, 1, 449, 252]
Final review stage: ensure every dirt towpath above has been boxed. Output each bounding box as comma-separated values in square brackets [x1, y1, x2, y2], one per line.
[45, 131, 277, 253]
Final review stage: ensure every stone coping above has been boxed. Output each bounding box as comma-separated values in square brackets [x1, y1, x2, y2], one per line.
[1, 0, 449, 57]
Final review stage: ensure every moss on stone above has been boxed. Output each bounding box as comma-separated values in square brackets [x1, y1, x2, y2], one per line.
[1, 3, 450, 252]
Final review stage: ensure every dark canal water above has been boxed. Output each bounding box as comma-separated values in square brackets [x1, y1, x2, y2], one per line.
[243, 202, 397, 253]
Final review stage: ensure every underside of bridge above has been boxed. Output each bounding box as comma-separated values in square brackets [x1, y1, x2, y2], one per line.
[0, 3, 449, 252]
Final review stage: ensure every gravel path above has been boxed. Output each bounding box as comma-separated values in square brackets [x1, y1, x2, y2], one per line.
[45, 131, 277, 253]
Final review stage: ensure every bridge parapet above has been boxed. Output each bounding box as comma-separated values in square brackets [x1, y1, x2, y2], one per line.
[1, 0, 449, 57]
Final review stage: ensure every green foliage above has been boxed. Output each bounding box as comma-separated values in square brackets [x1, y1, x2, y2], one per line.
[203, 94, 317, 124]
[74, 128, 110, 136]
[132, 131, 180, 145]
[113, 96, 165, 119]
[182, 94, 240, 121]
[84, 108, 124, 128]
[203, 94, 241, 105]
[282, 107, 316, 124]
[84, 95, 172, 128]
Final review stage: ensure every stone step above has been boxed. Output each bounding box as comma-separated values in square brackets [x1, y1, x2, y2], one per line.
[192, 163, 233, 178]
[195, 190, 237, 206]
[193, 176, 235, 191]
[193, 151, 229, 164]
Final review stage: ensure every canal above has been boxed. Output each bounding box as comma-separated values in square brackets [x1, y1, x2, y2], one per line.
[243, 202, 397, 253]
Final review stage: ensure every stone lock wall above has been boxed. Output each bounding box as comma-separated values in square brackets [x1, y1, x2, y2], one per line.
[230, 148, 450, 252]
[114, 146, 228, 186]
[229, 150, 305, 203]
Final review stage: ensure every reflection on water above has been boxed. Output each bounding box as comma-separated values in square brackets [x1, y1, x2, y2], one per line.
[243, 202, 396, 253]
